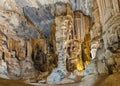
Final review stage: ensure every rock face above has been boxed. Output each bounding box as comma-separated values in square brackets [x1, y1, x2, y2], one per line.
[70, 0, 93, 16]
[0, 0, 58, 82]
[23, 6, 54, 37]
[90, 0, 101, 60]
[0, 8, 36, 80]
[0, 60, 8, 79]
[97, 0, 120, 73]
[84, 0, 120, 77]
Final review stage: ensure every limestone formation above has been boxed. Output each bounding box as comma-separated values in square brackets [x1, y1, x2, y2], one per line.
[0, 0, 93, 83]
[0, 1, 59, 82]
[74, 11, 91, 70]
[84, 0, 120, 77]
[47, 2, 92, 83]
[96, 0, 120, 74]
[0, 0, 120, 86]
[90, 0, 102, 60]
[47, 3, 73, 83]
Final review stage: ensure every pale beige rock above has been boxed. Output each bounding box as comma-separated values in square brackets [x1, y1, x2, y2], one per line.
[87, 0, 120, 77]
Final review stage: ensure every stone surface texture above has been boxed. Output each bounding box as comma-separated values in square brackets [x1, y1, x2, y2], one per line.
[84, 0, 120, 77]
[0, 0, 120, 86]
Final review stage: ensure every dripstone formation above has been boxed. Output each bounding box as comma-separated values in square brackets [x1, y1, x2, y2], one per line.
[0, 0, 120, 85]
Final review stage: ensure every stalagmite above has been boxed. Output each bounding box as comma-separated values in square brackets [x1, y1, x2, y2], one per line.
[47, 3, 74, 83]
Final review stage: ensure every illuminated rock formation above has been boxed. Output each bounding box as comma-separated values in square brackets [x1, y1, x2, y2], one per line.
[0, 0, 120, 86]
[74, 11, 91, 70]
[47, 3, 73, 83]
[96, 0, 120, 73]
[84, 0, 120, 77]
[47, 3, 92, 83]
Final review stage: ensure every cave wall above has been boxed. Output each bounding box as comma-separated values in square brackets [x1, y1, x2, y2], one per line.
[96, 0, 120, 73]
[84, 0, 120, 77]
[0, 0, 58, 82]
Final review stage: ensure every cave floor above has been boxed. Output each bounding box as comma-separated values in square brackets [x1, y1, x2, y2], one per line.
[30, 82, 81, 86]
[29, 74, 115, 86]
[0, 73, 120, 86]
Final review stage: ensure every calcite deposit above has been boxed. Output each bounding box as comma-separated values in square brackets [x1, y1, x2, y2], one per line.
[0, 0, 120, 86]
[84, 0, 120, 77]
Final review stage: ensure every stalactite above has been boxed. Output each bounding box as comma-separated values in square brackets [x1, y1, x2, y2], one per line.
[74, 11, 91, 70]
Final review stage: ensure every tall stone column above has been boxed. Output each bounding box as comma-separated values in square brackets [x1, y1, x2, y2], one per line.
[47, 3, 74, 83]
[55, 15, 73, 70]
